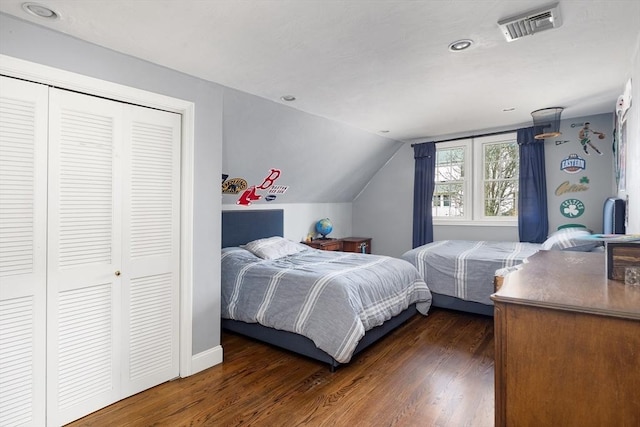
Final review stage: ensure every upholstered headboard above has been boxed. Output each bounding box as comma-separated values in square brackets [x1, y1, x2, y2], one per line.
[221, 209, 284, 247]
[603, 197, 626, 234]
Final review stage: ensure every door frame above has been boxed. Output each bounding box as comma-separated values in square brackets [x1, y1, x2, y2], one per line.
[0, 54, 195, 377]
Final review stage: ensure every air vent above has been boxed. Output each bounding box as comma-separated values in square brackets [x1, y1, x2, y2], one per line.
[498, 3, 562, 42]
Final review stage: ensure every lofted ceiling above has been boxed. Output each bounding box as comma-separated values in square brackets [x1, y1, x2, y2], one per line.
[0, 1, 638, 141]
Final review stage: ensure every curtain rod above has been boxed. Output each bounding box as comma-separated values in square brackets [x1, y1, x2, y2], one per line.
[410, 128, 518, 146]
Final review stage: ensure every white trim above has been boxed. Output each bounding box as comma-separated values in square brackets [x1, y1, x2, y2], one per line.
[190, 345, 224, 375]
[433, 220, 518, 227]
[0, 54, 195, 377]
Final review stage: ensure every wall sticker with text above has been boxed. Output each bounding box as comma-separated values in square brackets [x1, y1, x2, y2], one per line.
[560, 153, 586, 174]
[560, 198, 585, 219]
[555, 176, 590, 196]
[237, 168, 284, 206]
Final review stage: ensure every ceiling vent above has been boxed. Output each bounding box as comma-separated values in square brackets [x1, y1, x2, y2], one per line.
[498, 3, 562, 42]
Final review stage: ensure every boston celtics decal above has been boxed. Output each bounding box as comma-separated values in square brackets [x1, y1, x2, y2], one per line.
[560, 154, 586, 174]
[555, 178, 589, 196]
[560, 198, 585, 218]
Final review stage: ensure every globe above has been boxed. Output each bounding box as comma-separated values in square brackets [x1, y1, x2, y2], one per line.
[315, 218, 333, 238]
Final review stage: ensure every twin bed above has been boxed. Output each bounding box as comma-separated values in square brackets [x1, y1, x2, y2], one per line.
[222, 199, 623, 368]
[221, 209, 431, 370]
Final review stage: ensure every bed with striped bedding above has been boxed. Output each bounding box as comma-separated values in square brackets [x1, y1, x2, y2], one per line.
[401, 240, 541, 306]
[222, 246, 432, 364]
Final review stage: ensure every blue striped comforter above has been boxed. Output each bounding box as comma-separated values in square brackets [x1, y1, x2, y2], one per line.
[402, 240, 541, 305]
[221, 247, 432, 363]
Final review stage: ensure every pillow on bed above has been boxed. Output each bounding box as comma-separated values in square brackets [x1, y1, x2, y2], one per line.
[541, 227, 599, 252]
[242, 236, 307, 260]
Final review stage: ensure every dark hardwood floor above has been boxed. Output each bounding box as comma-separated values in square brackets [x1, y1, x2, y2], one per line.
[68, 308, 495, 427]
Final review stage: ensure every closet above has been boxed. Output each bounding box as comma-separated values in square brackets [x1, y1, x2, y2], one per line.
[0, 76, 181, 426]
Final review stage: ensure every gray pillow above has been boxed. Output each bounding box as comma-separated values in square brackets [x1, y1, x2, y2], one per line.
[541, 227, 599, 252]
[242, 236, 307, 260]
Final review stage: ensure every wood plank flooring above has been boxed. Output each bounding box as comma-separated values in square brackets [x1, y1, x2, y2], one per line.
[67, 308, 495, 427]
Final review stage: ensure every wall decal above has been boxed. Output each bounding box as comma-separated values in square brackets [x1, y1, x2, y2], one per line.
[237, 168, 282, 206]
[578, 122, 605, 155]
[560, 153, 586, 174]
[579, 176, 590, 184]
[265, 195, 277, 201]
[267, 185, 289, 195]
[555, 181, 589, 196]
[554, 140, 570, 146]
[222, 174, 229, 183]
[560, 198, 585, 218]
[222, 177, 248, 194]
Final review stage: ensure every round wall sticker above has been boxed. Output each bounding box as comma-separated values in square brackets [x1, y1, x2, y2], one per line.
[560, 198, 585, 218]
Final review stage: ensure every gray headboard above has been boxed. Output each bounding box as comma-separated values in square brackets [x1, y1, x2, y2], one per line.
[221, 209, 284, 247]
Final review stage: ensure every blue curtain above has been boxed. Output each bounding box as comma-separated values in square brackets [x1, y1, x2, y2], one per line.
[412, 142, 436, 248]
[517, 127, 548, 243]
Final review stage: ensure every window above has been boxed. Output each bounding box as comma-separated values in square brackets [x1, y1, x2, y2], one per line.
[433, 133, 519, 224]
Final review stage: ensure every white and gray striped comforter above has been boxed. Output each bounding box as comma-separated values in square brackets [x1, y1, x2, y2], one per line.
[402, 240, 541, 305]
[221, 247, 432, 363]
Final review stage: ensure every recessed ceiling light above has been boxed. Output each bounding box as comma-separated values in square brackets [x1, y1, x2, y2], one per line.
[448, 39, 473, 52]
[280, 95, 296, 102]
[22, 2, 59, 20]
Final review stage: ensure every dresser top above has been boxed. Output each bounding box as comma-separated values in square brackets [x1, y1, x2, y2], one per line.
[491, 250, 640, 320]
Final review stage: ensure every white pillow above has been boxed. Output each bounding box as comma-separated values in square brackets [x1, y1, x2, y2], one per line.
[541, 227, 599, 252]
[242, 236, 307, 260]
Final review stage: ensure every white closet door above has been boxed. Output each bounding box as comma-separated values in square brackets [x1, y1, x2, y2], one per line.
[121, 105, 180, 396]
[0, 77, 48, 427]
[47, 89, 123, 426]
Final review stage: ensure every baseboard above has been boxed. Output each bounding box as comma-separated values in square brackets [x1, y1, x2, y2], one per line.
[190, 345, 224, 375]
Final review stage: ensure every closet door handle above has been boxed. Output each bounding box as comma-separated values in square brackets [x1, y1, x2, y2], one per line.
[115, 271, 121, 277]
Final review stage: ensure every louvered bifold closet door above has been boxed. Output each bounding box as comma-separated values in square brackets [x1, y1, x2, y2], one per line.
[47, 89, 124, 426]
[120, 105, 180, 397]
[0, 77, 48, 427]
[47, 88, 181, 426]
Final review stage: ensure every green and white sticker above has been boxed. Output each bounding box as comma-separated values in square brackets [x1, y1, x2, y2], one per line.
[560, 198, 585, 218]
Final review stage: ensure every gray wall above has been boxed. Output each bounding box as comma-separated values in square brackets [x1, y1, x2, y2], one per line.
[222, 87, 403, 205]
[354, 113, 614, 258]
[545, 113, 614, 233]
[0, 13, 223, 355]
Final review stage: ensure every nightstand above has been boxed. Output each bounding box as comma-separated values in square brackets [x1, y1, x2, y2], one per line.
[302, 238, 343, 251]
[341, 237, 372, 254]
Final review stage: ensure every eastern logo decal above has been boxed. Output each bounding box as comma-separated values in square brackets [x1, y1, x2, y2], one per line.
[222, 177, 248, 194]
[560, 153, 586, 174]
[560, 198, 585, 218]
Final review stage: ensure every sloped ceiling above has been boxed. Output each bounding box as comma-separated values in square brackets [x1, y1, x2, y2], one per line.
[0, 0, 637, 141]
[1, 1, 638, 203]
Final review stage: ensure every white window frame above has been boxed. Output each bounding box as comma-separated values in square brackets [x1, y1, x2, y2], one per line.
[433, 132, 518, 226]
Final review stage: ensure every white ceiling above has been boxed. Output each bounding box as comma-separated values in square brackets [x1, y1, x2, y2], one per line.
[1, 0, 638, 141]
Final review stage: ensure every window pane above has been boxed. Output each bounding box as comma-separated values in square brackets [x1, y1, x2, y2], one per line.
[484, 181, 518, 216]
[483, 141, 519, 217]
[436, 147, 464, 181]
[433, 183, 464, 217]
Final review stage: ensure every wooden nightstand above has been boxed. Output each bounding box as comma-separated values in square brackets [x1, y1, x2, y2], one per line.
[341, 237, 372, 254]
[302, 238, 343, 251]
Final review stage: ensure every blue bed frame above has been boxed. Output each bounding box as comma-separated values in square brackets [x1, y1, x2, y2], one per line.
[221, 209, 419, 370]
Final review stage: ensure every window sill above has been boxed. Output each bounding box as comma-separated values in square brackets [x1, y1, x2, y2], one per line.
[433, 220, 518, 227]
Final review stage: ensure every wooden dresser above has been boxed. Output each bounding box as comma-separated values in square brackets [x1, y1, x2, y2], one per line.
[491, 250, 640, 427]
